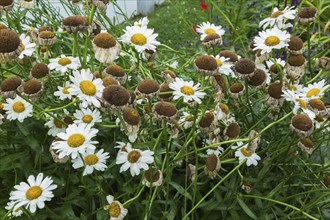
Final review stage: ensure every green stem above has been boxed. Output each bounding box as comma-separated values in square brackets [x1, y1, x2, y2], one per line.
[182, 162, 244, 219]
[241, 194, 318, 220]
[306, 24, 313, 79]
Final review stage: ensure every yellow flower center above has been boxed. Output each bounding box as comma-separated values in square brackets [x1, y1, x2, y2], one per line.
[67, 133, 85, 148]
[205, 28, 216, 35]
[80, 80, 96, 96]
[271, 11, 284, 18]
[108, 202, 121, 217]
[216, 59, 223, 67]
[241, 147, 251, 157]
[26, 186, 42, 200]
[22, 44, 26, 51]
[0, 102, 3, 111]
[288, 85, 297, 91]
[58, 57, 72, 66]
[82, 114, 93, 123]
[131, 33, 147, 46]
[185, 115, 195, 121]
[54, 119, 63, 128]
[264, 36, 280, 46]
[127, 150, 141, 163]
[12, 102, 25, 113]
[180, 86, 195, 96]
[296, 99, 307, 109]
[62, 86, 71, 94]
[84, 154, 99, 165]
[306, 88, 320, 98]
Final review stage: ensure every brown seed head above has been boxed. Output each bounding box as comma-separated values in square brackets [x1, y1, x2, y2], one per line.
[234, 58, 255, 75]
[102, 76, 118, 87]
[292, 114, 313, 131]
[268, 82, 283, 99]
[309, 99, 325, 110]
[154, 101, 177, 118]
[23, 78, 42, 94]
[213, 74, 227, 91]
[105, 64, 125, 77]
[287, 55, 305, 66]
[324, 176, 330, 187]
[159, 83, 173, 99]
[63, 15, 89, 26]
[31, 63, 49, 78]
[39, 30, 55, 39]
[203, 33, 220, 42]
[270, 64, 282, 74]
[0, 0, 13, 6]
[230, 82, 244, 93]
[226, 122, 240, 138]
[219, 103, 229, 114]
[64, 116, 74, 125]
[195, 55, 218, 71]
[93, 33, 116, 48]
[218, 50, 238, 62]
[163, 70, 176, 79]
[199, 112, 214, 128]
[123, 107, 140, 125]
[300, 138, 313, 149]
[145, 168, 161, 183]
[288, 36, 303, 50]
[298, 7, 317, 18]
[137, 79, 160, 94]
[128, 90, 136, 104]
[206, 154, 218, 171]
[0, 29, 20, 53]
[102, 85, 130, 106]
[1, 76, 21, 92]
[248, 69, 266, 86]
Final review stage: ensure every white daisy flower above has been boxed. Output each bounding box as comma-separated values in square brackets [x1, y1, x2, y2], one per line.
[5, 201, 23, 217]
[213, 55, 234, 77]
[253, 27, 290, 55]
[266, 58, 286, 70]
[120, 26, 160, 53]
[116, 145, 154, 177]
[8, 173, 57, 214]
[178, 112, 195, 129]
[18, 34, 36, 59]
[52, 123, 98, 159]
[54, 82, 73, 100]
[282, 89, 316, 119]
[73, 108, 102, 126]
[231, 142, 261, 166]
[300, 79, 329, 99]
[48, 54, 80, 74]
[45, 115, 66, 137]
[134, 17, 149, 27]
[3, 96, 33, 122]
[72, 148, 109, 176]
[69, 69, 104, 108]
[259, 6, 296, 29]
[206, 146, 224, 156]
[169, 78, 206, 104]
[104, 195, 128, 220]
[196, 21, 225, 41]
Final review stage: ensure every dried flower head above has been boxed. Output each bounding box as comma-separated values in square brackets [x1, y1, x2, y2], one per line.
[194, 55, 218, 75]
[104, 64, 126, 84]
[204, 154, 221, 179]
[38, 30, 57, 46]
[143, 168, 163, 187]
[136, 79, 160, 99]
[229, 82, 245, 98]
[0, 0, 14, 11]
[234, 58, 256, 79]
[0, 76, 23, 98]
[21, 78, 43, 100]
[92, 32, 121, 64]
[31, 63, 49, 79]
[287, 36, 304, 55]
[153, 101, 177, 121]
[219, 50, 238, 63]
[159, 83, 173, 100]
[290, 114, 314, 137]
[247, 68, 267, 88]
[298, 137, 314, 154]
[202, 33, 222, 48]
[297, 7, 318, 24]
[63, 15, 91, 33]
[102, 85, 130, 109]
[0, 29, 23, 63]
[224, 122, 240, 140]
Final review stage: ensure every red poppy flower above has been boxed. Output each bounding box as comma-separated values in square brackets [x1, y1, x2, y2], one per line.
[200, 3, 208, 11]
